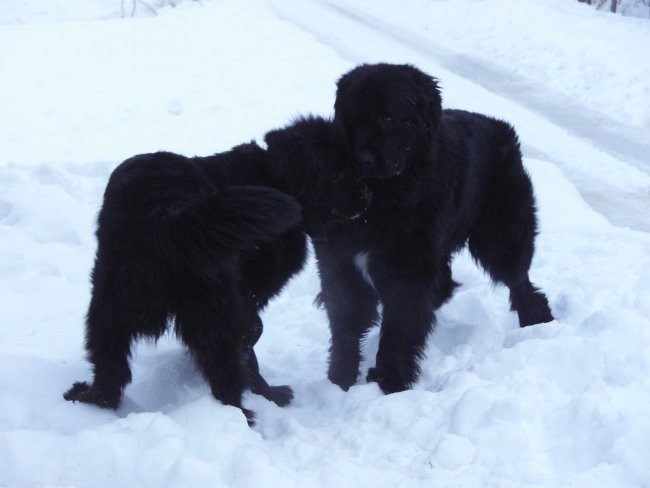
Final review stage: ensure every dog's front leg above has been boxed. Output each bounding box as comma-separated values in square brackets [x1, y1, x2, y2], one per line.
[315, 248, 379, 391]
[367, 273, 436, 394]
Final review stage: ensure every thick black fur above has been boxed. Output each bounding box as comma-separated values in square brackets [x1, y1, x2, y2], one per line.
[64, 116, 371, 425]
[314, 63, 554, 395]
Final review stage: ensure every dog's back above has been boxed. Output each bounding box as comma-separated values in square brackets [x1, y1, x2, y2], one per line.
[66, 150, 302, 423]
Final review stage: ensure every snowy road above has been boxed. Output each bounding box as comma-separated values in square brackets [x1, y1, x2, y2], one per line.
[273, 0, 650, 231]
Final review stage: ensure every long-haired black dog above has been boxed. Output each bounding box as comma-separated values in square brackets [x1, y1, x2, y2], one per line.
[64, 116, 371, 424]
[313, 63, 554, 395]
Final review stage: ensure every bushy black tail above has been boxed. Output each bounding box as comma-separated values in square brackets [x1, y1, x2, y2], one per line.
[166, 185, 302, 280]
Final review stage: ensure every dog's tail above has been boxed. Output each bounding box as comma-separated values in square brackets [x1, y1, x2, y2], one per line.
[165, 186, 302, 280]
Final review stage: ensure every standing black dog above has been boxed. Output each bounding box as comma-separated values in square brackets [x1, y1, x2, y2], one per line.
[64, 116, 371, 424]
[314, 63, 554, 395]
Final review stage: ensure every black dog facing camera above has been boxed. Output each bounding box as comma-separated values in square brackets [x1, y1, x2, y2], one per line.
[314, 63, 554, 395]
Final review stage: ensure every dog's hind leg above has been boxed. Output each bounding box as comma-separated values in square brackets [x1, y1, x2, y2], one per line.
[467, 140, 553, 327]
[246, 349, 294, 407]
[241, 311, 293, 407]
[468, 211, 553, 327]
[64, 301, 133, 409]
[65, 261, 168, 408]
[174, 281, 253, 424]
[508, 279, 554, 327]
[469, 234, 553, 327]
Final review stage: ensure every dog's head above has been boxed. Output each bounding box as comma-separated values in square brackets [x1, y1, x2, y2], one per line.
[334, 63, 442, 180]
[264, 116, 372, 234]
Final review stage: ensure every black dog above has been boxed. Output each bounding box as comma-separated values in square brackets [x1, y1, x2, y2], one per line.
[313, 63, 554, 395]
[64, 116, 371, 424]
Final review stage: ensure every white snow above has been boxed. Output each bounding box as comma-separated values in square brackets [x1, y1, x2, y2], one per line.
[1, 1, 649, 487]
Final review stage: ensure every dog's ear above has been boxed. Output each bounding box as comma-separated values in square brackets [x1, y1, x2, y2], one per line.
[333, 81, 349, 128]
[265, 125, 308, 153]
[412, 70, 442, 132]
[264, 125, 312, 184]
[264, 128, 295, 181]
[263, 128, 286, 149]
[334, 68, 356, 106]
[334, 65, 365, 128]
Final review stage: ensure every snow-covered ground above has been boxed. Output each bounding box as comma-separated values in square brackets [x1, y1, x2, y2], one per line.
[1, 1, 649, 487]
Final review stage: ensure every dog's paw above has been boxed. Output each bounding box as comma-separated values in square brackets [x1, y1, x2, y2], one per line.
[63, 381, 121, 409]
[267, 385, 294, 407]
[63, 381, 91, 400]
[366, 367, 381, 384]
[328, 371, 357, 392]
[366, 367, 410, 394]
[327, 358, 360, 392]
[518, 292, 554, 327]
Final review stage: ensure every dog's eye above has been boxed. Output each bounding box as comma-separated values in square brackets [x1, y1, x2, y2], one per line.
[381, 115, 393, 124]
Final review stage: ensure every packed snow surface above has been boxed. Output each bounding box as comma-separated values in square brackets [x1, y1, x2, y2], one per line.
[1, 1, 649, 487]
